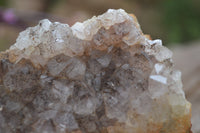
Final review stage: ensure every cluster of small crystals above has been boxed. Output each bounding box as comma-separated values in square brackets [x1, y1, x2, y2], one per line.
[0, 9, 191, 133]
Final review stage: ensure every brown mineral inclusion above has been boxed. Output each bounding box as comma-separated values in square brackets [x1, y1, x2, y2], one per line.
[0, 9, 192, 133]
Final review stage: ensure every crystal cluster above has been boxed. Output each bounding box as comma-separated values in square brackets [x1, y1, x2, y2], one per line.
[0, 9, 192, 133]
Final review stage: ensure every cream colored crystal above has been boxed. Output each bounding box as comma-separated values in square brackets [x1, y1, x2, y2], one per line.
[0, 9, 192, 133]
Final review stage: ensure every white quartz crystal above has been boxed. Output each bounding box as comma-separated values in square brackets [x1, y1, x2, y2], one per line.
[150, 75, 167, 84]
[0, 9, 191, 133]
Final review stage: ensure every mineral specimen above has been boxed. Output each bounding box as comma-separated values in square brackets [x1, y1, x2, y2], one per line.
[0, 9, 192, 133]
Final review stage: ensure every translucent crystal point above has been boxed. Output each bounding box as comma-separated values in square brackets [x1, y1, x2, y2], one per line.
[0, 9, 191, 133]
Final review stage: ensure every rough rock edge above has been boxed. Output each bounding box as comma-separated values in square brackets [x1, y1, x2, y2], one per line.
[0, 9, 192, 133]
[6, 9, 146, 65]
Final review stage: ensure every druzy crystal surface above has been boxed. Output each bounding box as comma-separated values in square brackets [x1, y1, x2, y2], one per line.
[0, 9, 191, 133]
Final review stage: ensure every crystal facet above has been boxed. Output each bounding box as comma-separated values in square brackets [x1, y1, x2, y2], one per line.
[0, 9, 191, 133]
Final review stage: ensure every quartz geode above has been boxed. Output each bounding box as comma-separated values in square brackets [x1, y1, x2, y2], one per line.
[0, 9, 192, 133]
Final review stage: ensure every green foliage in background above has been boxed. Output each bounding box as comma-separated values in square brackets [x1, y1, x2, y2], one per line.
[0, 0, 7, 6]
[161, 0, 200, 44]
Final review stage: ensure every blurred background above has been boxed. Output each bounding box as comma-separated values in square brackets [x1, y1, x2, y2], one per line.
[0, 0, 199, 132]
